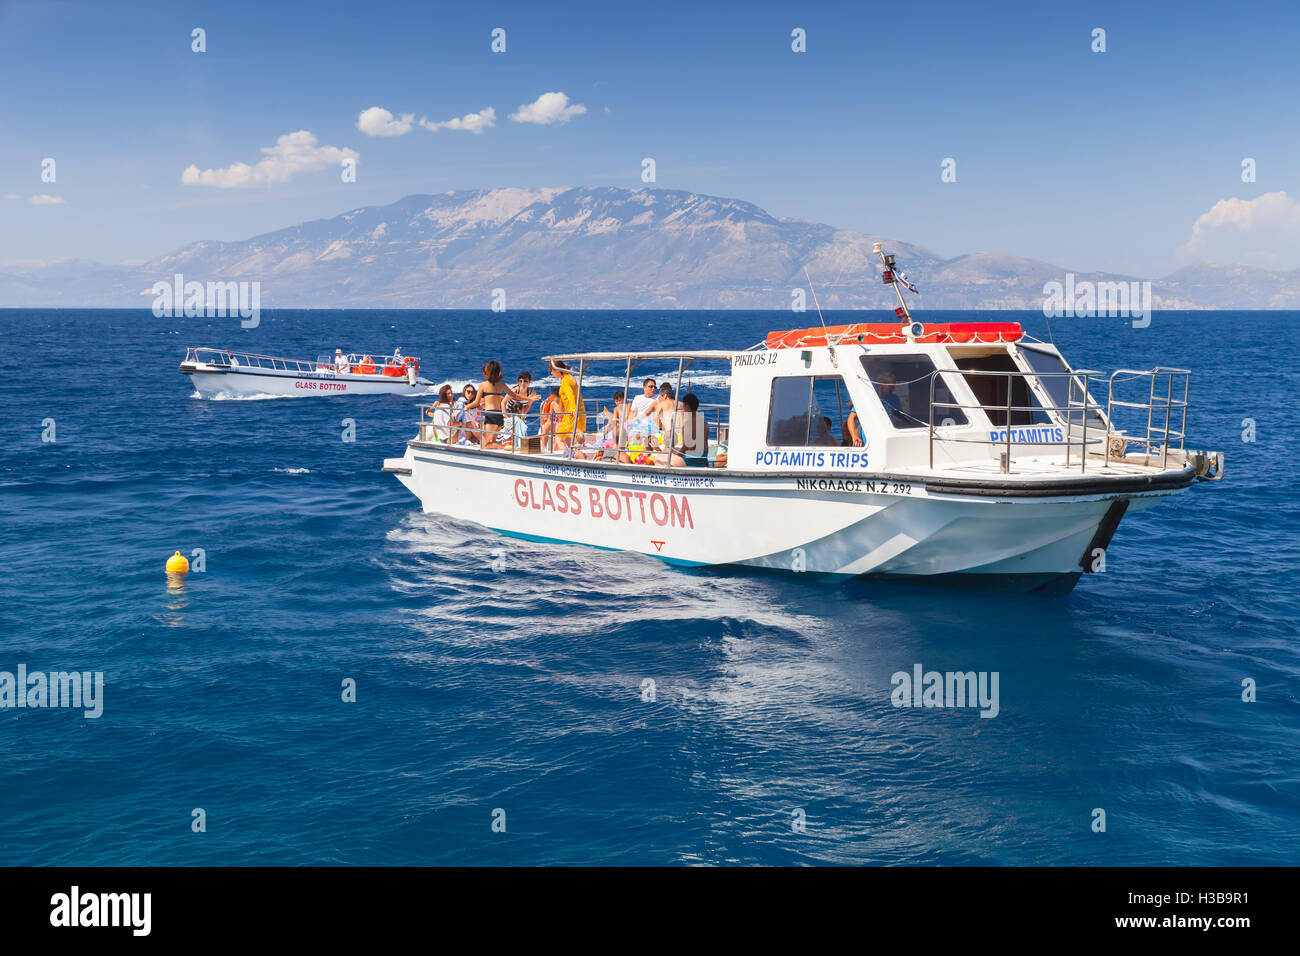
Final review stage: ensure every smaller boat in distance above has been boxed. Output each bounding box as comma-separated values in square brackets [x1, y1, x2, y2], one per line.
[180, 347, 433, 398]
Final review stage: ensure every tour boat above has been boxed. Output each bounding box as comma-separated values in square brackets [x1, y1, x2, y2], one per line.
[180, 347, 432, 398]
[382, 247, 1223, 593]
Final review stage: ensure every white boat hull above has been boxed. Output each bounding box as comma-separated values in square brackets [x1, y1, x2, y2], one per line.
[385, 443, 1191, 593]
[184, 366, 429, 398]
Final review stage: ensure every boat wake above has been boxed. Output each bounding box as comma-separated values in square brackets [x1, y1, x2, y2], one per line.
[193, 389, 294, 401]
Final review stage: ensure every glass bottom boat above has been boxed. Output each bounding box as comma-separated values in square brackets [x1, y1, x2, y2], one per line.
[383, 318, 1222, 594]
[180, 347, 431, 398]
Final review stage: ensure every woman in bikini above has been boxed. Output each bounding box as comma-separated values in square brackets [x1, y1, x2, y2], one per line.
[465, 360, 529, 447]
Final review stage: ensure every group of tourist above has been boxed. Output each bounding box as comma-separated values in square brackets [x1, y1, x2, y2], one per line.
[421, 364, 713, 467]
[330, 348, 409, 376]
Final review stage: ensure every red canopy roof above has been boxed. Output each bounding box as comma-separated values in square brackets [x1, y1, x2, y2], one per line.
[765, 322, 1023, 350]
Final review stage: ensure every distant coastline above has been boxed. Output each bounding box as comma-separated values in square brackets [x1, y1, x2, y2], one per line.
[3, 187, 1296, 311]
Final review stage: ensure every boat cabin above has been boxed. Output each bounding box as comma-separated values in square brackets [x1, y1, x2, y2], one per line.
[725, 321, 1115, 475]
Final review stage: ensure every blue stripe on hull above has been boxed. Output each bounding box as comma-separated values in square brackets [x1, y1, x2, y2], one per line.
[484, 525, 709, 567]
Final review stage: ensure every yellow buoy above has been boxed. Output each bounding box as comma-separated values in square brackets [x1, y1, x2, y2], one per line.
[166, 551, 190, 574]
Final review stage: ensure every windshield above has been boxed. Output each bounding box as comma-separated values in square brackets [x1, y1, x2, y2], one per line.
[858, 355, 969, 429]
[1017, 345, 1107, 432]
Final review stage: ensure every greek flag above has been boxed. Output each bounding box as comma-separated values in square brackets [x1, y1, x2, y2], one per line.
[897, 270, 919, 294]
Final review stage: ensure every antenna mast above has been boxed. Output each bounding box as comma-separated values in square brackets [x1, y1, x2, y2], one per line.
[803, 266, 829, 333]
[872, 242, 917, 323]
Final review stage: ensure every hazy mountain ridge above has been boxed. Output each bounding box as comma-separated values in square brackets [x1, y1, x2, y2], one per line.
[2, 186, 1296, 309]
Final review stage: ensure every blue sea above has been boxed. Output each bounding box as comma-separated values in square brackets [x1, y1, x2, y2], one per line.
[0, 308, 1296, 866]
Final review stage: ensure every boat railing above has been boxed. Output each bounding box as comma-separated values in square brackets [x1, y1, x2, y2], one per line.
[184, 347, 414, 375]
[185, 347, 321, 373]
[1106, 367, 1190, 470]
[413, 400, 731, 467]
[928, 367, 1193, 474]
[929, 368, 1108, 473]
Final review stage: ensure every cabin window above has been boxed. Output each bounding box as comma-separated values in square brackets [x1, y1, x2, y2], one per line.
[767, 375, 849, 446]
[1016, 345, 1108, 432]
[857, 355, 969, 429]
[953, 353, 1051, 427]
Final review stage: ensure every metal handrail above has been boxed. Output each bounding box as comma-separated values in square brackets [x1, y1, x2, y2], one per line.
[928, 368, 1106, 474]
[1106, 368, 1190, 470]
[414, 399, 730, 467]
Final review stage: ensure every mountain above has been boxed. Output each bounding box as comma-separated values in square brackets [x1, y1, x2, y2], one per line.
[2, 186, 1296, 309]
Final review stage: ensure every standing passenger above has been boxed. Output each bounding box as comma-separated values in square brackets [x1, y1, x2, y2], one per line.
[539, 387, 561, 453]
[548, 360, 587, 456]
[465, 361, 527, 446]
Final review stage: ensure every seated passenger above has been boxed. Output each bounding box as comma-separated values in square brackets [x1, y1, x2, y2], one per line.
[874, 371, 907, 425]
[650, 382, 676, 432]
[631, 378, 657, 419]
[595, 390, 628, 460]
[506, 371, 540, 435]
[423, 385, 455, 442]
[623, 413, 655, 465]
[814, 415, 839, 446]
[668, 393, 710, 467]
[842, 407, 863, 447]
[453, 384, 482, 445]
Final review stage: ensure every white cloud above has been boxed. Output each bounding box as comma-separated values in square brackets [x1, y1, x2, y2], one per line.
[356, 106, 414, 137]
[1, 193, 63, 204]
[418, 107, 496, 134]
[1180, 191, 1300, 270]
[509, 92, 587, 125]
[182, 131, 359, 188]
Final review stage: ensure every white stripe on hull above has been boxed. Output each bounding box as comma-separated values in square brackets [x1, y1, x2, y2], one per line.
[388, 443, 1185, 587]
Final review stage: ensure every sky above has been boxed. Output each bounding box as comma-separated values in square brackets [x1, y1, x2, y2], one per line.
[1, 0, 1297, 276]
